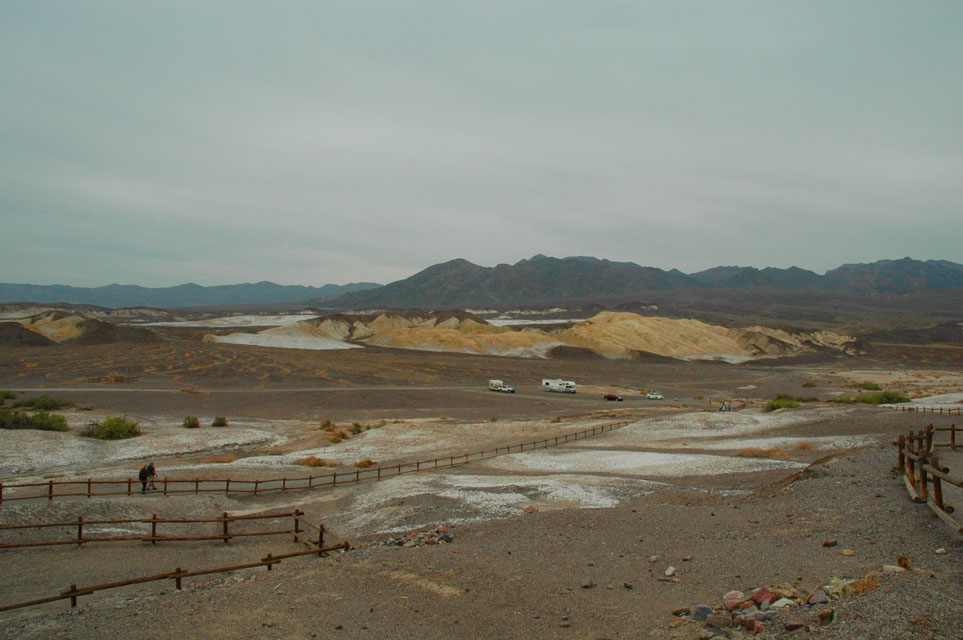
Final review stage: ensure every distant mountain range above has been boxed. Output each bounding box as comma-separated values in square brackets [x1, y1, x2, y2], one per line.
[0, 281, 381, 308]
[327, 256, 963, 309]
[4, 257, 961, 310]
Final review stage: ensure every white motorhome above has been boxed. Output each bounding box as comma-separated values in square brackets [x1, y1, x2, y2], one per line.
[541, 378, 576, 393]
[489, 379, 515, 393]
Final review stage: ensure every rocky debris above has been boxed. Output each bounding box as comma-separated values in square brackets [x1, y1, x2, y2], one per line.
[380, 525, 453, 548]
[674, 572, 887, 636]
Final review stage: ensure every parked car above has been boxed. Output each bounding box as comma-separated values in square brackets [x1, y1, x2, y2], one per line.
[603, 394, 623, 401]
[645, 392, 664, 400]
[499, 385, 515, 393]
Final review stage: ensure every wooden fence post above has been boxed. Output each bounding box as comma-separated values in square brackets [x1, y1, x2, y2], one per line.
[151, 514, 158, 546]
[127, 478, 132, 496]
[0, 482, 3, 506]
[175, 568, 183, 590]
[898, 435, 905, 476]
[254, 480, 259, 496]
[282, 477, 287, 492]
[87, 478, 92, 498]
[67, 584, 78, 608]
[265, 553, 273, 571]
[195, 478, 199, 495]
[222, 512, 229, 544]
[163, 477, 168, 496]
[77, 516, 83, 548]
[952, 424, 957, 452]
[226, 479, 231, 494]
[48, 480, 53, 501]
[931, 456, 944, 511]
[318, 524, 325, 554]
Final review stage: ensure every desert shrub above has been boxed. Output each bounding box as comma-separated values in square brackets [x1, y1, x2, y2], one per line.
[0, 390, 15, 405]
[320, 418, 334, 431]
[791, 441, 815, 451]
[13, 394, 73, 411]
[327, 434, 342, 444]
[735, 447, 790, 460]
[29, 411, 69, 431]
[801, 382, 816, 388]
[76, 403, 95, 411]
[829, 396, 856, 404]
[354, 458, 377, 468]
[83, 415, 140, 440]
[490, 417, 498, 422]
[860, 382, 882, 391]
[550, 416, 563, 424]
[351, 422, 363, 435]
[766, 397, 801, 411]
[295, 456, 337, 467]
[855, 391, 910, 405]
[0, 407, 68, 431]
[182, 415, 200, 428]
[211, 416, 228, 427]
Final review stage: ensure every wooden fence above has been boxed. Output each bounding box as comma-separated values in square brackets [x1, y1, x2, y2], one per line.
[0, 420, 629, 505]
[888, 405, 962, 416]
[0, 539, 348, 612]
[896, 424, 962, 535]
[0, 510, 311, 550]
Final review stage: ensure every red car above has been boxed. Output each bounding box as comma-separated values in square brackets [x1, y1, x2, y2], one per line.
[603, 394, 623, 401]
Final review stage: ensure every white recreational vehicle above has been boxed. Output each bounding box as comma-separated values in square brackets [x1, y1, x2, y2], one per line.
[541, 378, 576, 393]
[488, 379, 515, 393]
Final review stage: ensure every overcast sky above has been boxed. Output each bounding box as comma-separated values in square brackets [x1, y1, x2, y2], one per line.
[2, 2, 961, 287]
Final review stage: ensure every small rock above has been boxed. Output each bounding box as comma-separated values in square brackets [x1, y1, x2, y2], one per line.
[559, 622, 572, 628]
[935, 548, 947, 555]
[523, 505, 539, 514]
[806, 589, 830, 605]
[581, 580, 596, 589]
[648, 555, 659, 562]
[683, 555, 693, 562]
[772, 584, 799, 599]
[706, 613, 731, 628]
[822, 539, 838, 547]
[664, 566, 676, 577]
[841, 548, 856, 556]
[750, 588, 777, 607]
[785, 620, 807, 632]
[882, 565, 906, 574]
[624, 582, 634, 590]
[817, 608, 835, 626]
[672, 607, 690, 617]
[770, 598, 796, 610]
[692, 604, 714, 622]
[723, 590, 746, 611]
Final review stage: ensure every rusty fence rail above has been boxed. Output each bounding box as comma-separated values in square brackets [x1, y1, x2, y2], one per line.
[0, 540, 349, 613]
[0, 420, 629, 505]
[896, 424, 962, 535]
[0, 510, 308, 550]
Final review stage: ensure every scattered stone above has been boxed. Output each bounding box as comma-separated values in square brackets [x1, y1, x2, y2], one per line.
[817, 608, 835, 626]
[381, 525, 453, 548]
[683, 555, 693, 562]
[882, 565, 906, 574]
[706, 613, 731, 628]
[723, 590, 746, 611]
[624, 582, 634, 590]
[559, 622, 572, 628]
[772, 584, 799, 599]
[750, 588, 777, 608]
[692, 605, 714, 622]
[935, 548, 947, 555]
[770, 598, 796, 610]
[822, 539, 838, 547]
[806, 589, 829, 605]
[672, 607, 690, 617]
[664, 566, 676, 577]
[648, 555, 659, 563]
[581, 580, 596, 589]
[898, 556, 912, 569]
[840, 548, 856, 556]
[523, 505, 539, 514]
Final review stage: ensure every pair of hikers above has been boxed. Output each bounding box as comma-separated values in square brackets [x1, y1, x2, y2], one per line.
[138, 462, 156, 492]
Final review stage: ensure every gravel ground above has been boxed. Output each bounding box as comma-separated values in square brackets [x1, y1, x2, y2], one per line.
[2, 441, 960, 640]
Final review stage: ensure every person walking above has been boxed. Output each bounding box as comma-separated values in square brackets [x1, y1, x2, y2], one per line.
[138, 465, 149, 493]
[146, 462, 157, 490]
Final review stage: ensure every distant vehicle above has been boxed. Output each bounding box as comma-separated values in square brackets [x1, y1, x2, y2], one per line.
[488, 379, 515, 393]
[541, 378, 576, 394]
[645, 392, 664, 400]
[604, 394, 623, 401]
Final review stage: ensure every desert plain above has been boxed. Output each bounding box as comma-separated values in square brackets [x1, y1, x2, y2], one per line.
[0, 313, 961, 640]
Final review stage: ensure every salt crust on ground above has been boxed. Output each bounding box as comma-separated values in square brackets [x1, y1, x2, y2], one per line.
[0, 428, 278, 476]
[211, 331, 359, 350]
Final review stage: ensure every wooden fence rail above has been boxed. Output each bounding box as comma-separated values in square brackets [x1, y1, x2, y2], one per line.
[0, 420, 629, 505]
[0, 510, 306, 550]
[896, 424, 963, 535]
[887, 405, 962, 416]
[0, 540, 349, 613]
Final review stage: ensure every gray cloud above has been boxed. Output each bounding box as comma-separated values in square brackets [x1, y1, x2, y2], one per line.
[1, 1, 960, 286]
